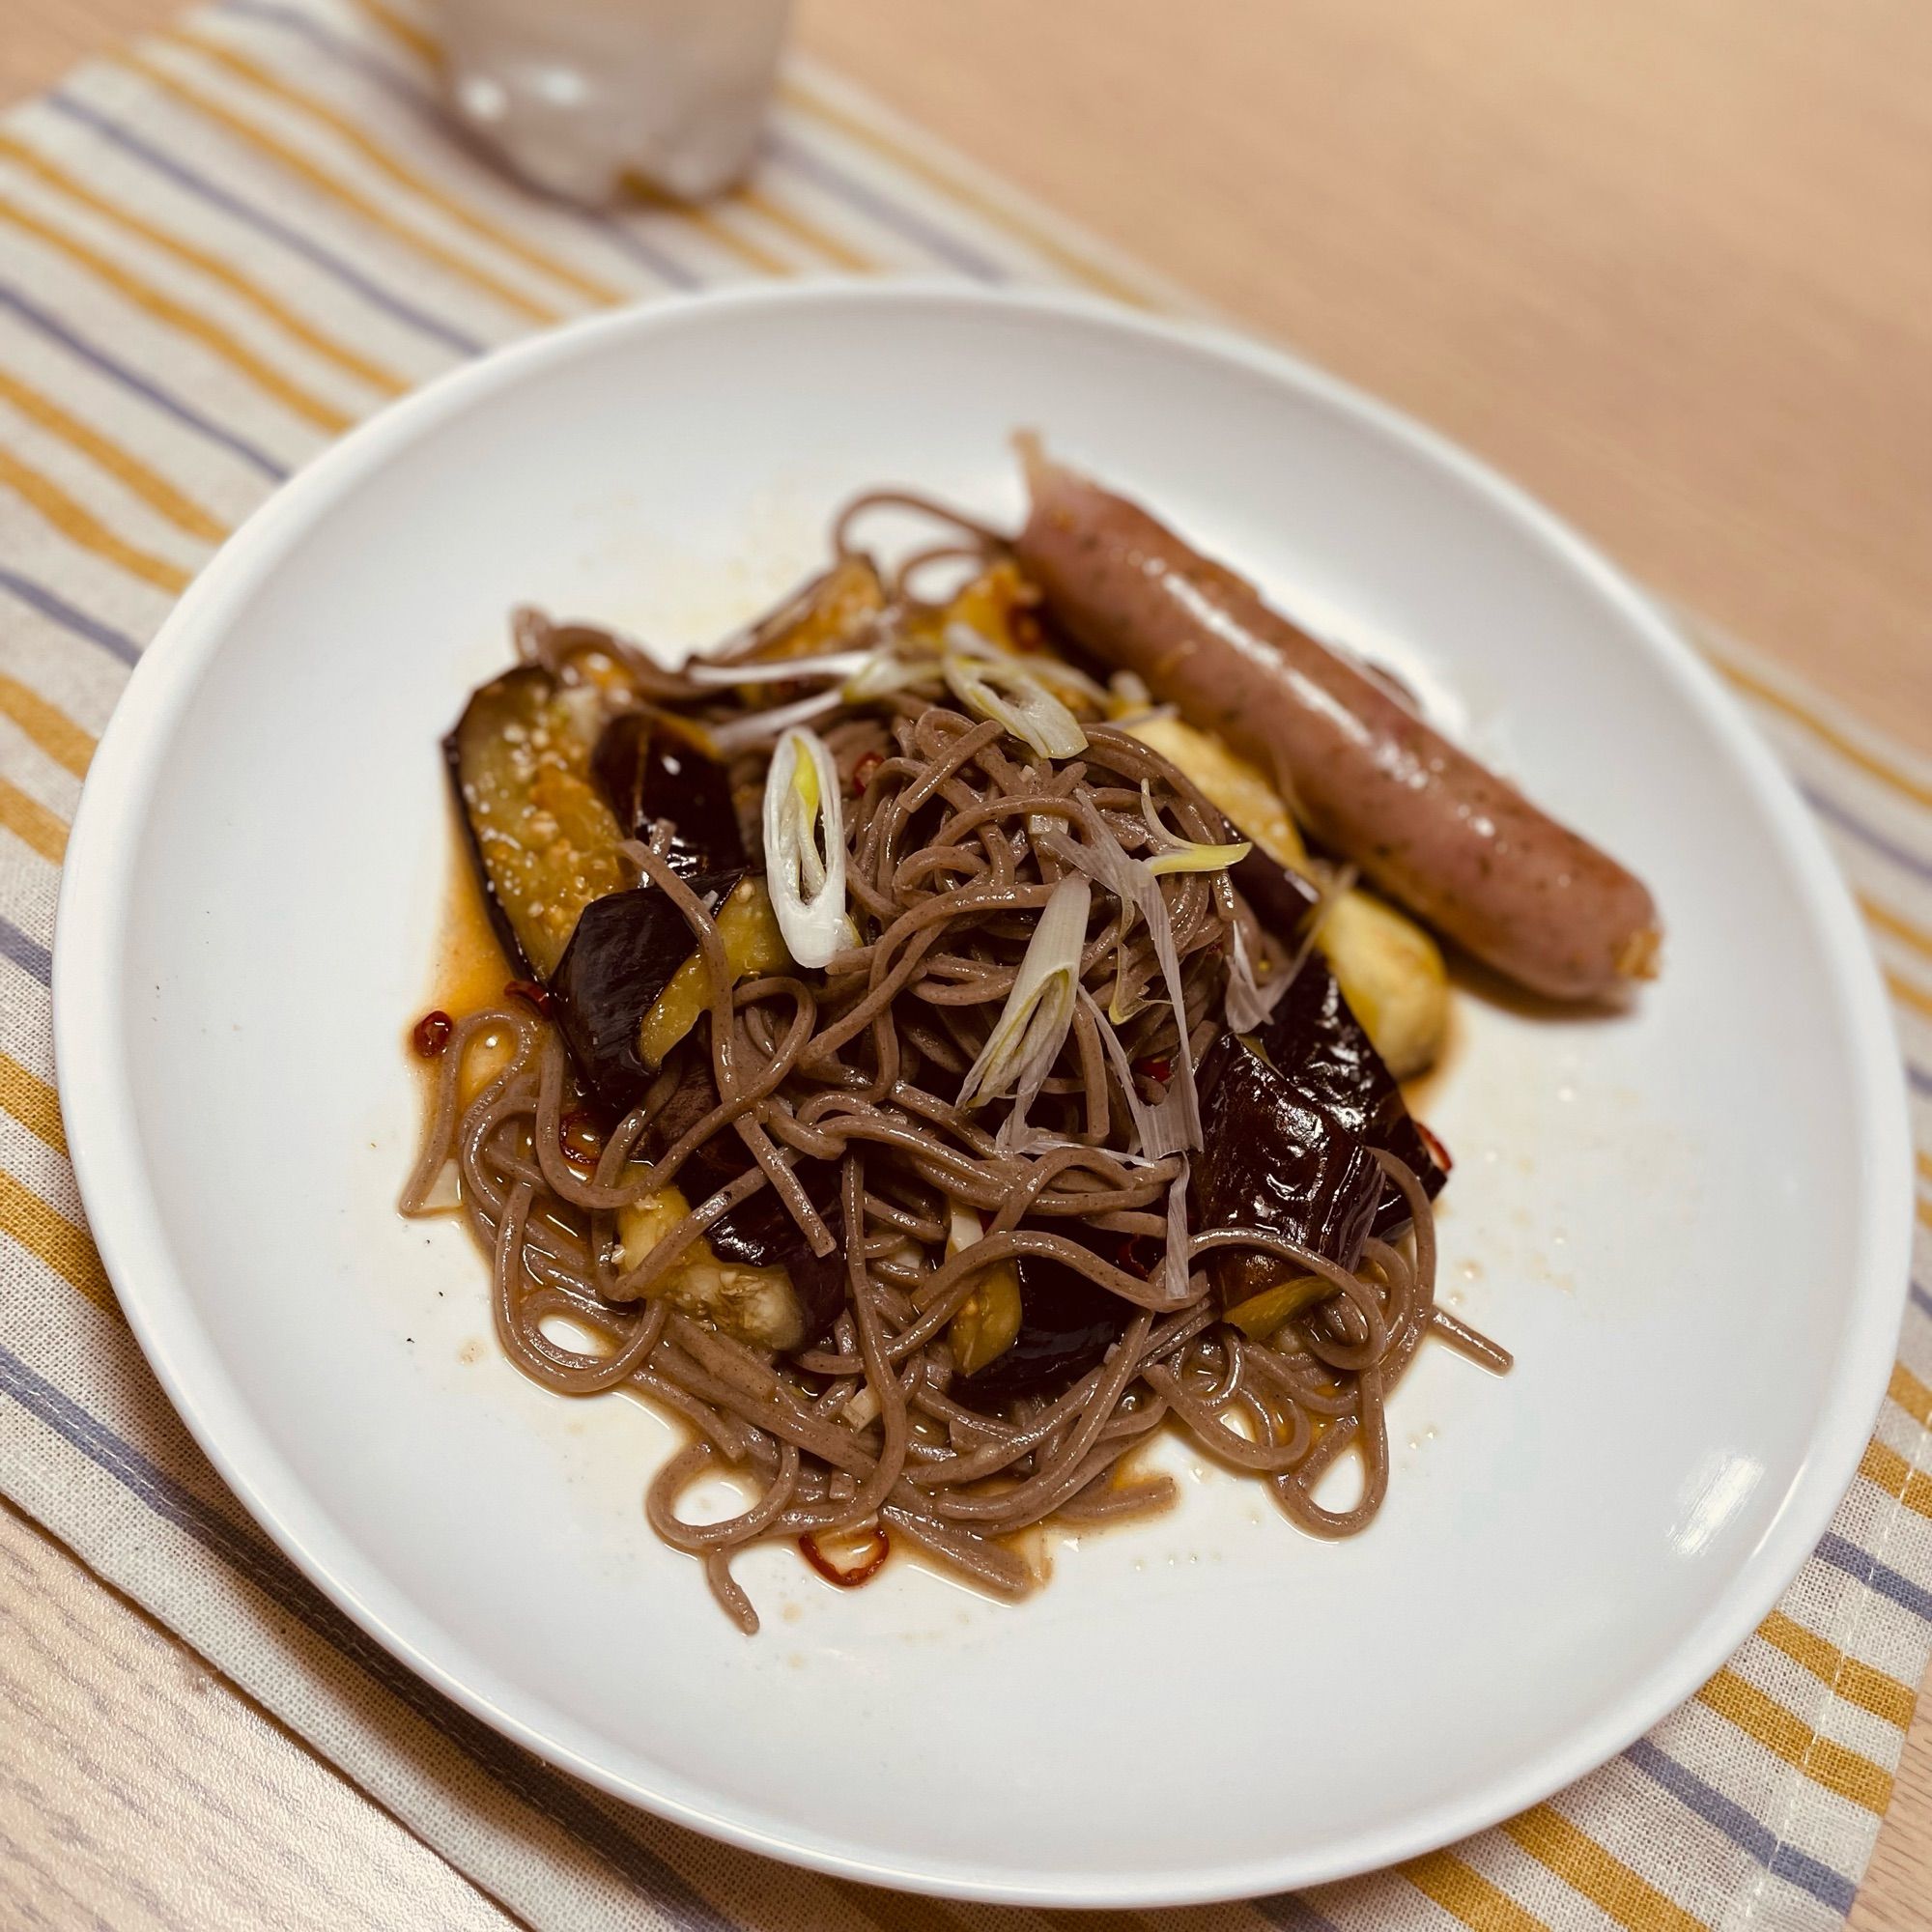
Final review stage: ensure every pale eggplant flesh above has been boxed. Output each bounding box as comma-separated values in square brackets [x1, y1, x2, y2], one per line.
[639, 1058, 846, 1349]
[954, 1255, 1125, 1405]
[444, 666, 626, 980]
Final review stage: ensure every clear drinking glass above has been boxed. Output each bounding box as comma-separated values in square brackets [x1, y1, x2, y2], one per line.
[438, 0, 792, 207]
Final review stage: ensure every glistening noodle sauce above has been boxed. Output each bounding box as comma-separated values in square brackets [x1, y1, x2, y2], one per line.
[411, 816, 513, 1086]
[412, 838, 1180, 1602]
[410, 837, 945, 1599]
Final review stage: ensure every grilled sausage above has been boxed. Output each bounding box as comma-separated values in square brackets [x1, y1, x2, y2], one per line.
[1014, 446, 1661, 1000]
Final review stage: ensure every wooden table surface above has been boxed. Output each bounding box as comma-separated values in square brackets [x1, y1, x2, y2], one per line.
[4, 0, 1930, 1924]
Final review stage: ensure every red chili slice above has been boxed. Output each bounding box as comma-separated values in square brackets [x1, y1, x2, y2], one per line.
[411, 1010, 453, 1059]
[849, 750, 884, 794]
[799, 1525, 891, 1588]
[504, 979, 554, 1018]
[1134, 1055, 1173, 1085]
[1416, 1120, 1453, 1175]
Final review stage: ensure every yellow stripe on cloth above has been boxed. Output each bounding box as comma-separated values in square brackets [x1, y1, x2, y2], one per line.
[781, 74, 1157, 308]
[1496, 1807, 1704, 1932]
[727, 183, 875, 273]
[0, 776, 68, 865]
[0, 130, 407, 401]
[115, 50, 564, 327]
[0, 187, 351, 436]
[619, 178, 797, 277]
[0, 446, 191, 595]
[1890, 1359, 1932, 1430]
[1719, 656, 1932, 817]
[1760, 1605, 1919, 1729]
[1861, 893, 1932, 964]
[1918, 1198, 1932, 1237]
[1403, 1850, 1549, 1931]
[1918, 1150, 1932, 1185]
[0, 674, 93, 778]
[0, 1168, 116, 1315]
[172, 27, 626, 309]
[0, 361, 226, 543]
[0, 1054, 66, 1155]
[1887, 969, 1932, 1024]
[1695, 1667, 1892, 1814]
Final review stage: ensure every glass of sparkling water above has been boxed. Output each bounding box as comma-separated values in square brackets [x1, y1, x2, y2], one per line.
[438, 0, 792, 206]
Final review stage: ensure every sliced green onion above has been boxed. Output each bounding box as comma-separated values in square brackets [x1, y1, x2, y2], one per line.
[1077, 984, 1163, 1156]
[683, 648, 878, 688]
[943, 622, 1110, 706]
[1138, 780, 1250, 875]
[1041, 826, 1202, 1155]
[956, 874, 1092, 1112]
[840, 649, 943, 703]
[1147, 838, 1251, 877]
[704, 686, 845, 753]
[1162, 1162, 1192, 1307]
[943, 646, 1088, 760]
[1223, 920, 1276, 1033]
[762, 725, 848, 968]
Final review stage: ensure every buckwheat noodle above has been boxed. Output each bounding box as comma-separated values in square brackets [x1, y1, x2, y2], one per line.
[404, 497, 1508, 1632]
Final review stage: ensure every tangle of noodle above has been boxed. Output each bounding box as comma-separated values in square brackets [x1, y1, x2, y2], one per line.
[404, 497, 1509, 1633]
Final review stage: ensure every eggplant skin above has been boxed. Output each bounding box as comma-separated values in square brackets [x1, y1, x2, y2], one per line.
[445, 666, 627, 980]
[707, 1165, 847, 1350]
[1257, 961, 1447, 1234]
[1232, 848, 1321, 951]
[640, 1058, 846, 1349]
[1196, 1031, 1383, 1309]
[550, 867, 744, 1122]
[955, 1257, 1126, 1405]
[591, 713, 746, 879]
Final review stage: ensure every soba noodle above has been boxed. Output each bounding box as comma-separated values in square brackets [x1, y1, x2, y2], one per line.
[405, 501, 1506, 1632]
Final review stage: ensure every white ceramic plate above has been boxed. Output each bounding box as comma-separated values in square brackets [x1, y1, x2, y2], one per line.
[56, 283, 1911, 1907]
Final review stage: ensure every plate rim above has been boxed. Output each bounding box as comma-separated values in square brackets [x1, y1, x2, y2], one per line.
[52, 276, 1915, 1907]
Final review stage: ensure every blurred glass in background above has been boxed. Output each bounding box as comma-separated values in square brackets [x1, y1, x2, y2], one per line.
[438, 0, 792, 205]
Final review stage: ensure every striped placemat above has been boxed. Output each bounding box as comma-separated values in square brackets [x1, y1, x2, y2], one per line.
[2, 1, 1927, 1925]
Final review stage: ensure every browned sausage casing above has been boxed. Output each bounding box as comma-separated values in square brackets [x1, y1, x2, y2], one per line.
[1014, 450, 1661, 1001]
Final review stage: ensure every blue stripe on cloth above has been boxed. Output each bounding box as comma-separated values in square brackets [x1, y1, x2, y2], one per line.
[1803, 781, 1932, 893]
[44, 91, 490, 357]
[210, 1, 703, 292]
[1251, 1891, 1344, 1932]
[0, 1335, 740, 1929]
[1816, 1531, 1932, 1624]
[1907, 1062, 1932, 1100]
[762, 129, 1006, 280]
[1624, 1737, 1856, 1915]
[0, 916, 53, 986]
[0, 279, 288, 480]
[1912, 1280, 1932, 1319]
[0, 567, 142, 666]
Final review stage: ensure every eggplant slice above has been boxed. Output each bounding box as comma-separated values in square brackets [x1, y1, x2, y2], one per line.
[591, 713, 747, 879]
[445, 666, 627, 980]
[1257, 960, 1448, 1233]
[635, 1056, 847, 1350]
[750, 554, 887, 662]
[1231, 847, 1321, 949]
[955, 1255, 1126, 1405]
[548, 869, 743, 1120]
[1196, 1030, 1383, 1311]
